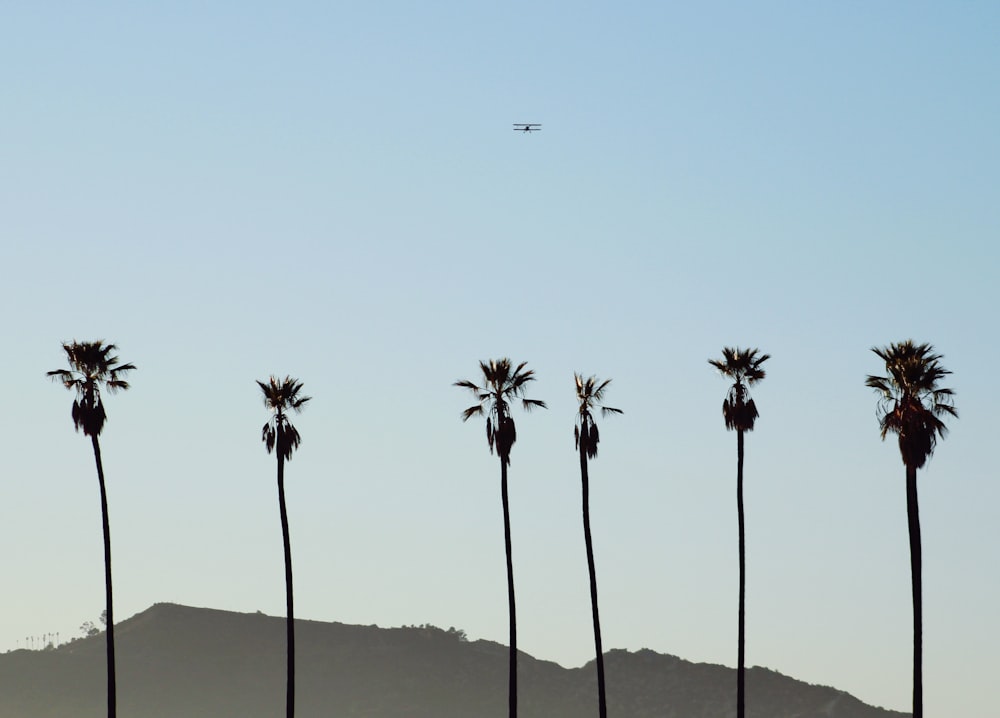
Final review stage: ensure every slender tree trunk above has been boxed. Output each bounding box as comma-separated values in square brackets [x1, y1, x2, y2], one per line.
[580, 446, 607, 718]
[736, 429, 745, 718]
[500, 458, 517, 718]
[906, 465, 922, 718]
[91, 435, 116, 718]
[277, 452, 295, 718]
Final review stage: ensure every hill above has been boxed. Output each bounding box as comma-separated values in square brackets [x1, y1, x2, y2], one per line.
[0, 603, 907, 717]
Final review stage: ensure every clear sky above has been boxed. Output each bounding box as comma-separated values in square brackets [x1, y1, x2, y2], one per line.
[2, 2, 998, 715]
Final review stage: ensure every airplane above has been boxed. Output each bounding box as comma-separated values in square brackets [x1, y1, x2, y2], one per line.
[513, 123, 541, 133]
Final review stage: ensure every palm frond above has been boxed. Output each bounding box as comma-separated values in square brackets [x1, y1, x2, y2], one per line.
[933, 401, 959, 420]
[865, 375, 892, 396]
[280, 423, 302, 460]
[289, 394, 312, 412]
[461, 405, 484, 422]
[262, 423, 276, 454]
[510, 372, 538, 396]
[591, 378, 613, 399]
[105, 379, 131, 393]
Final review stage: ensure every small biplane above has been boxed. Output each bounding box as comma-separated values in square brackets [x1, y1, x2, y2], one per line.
[513, 123, 541, 133]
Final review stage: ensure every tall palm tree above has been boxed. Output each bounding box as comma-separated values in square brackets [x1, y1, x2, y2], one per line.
[866, 341, 956, 718]
[258, 375, 311, 718]
[708, 346, 769, 718]
[573, 374, 622, 718]
[47, 340, 135, 718]
[455, 359, 546, 718]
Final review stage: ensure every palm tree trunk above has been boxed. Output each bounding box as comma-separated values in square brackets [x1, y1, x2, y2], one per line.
[580, 447, 607, 718]
[906, 464, 922, 718]
[91, 435, 116, 718]
[501, 458, 517, 718]
[277, 453, 295, 718]
[736, 429, 746, 718]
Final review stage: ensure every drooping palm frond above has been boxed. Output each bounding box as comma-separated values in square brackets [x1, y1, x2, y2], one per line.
[461, 405, 484, 421]
[574, 373, 622, 460]
[454, 358, 547, 465]
[258, 376, 311, 462]
[866, 340, 957, 469]
[47, 340, 136, 437]
[709, 347, 769, 433]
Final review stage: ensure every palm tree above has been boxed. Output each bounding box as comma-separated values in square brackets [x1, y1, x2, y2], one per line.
[258, 375, 311, 718]
[47, 341, 135, 718]
[455, 359, 546, 718]
[866, 341, 956, 718]
[709, 346, 769, 718]
[573, 374, 622, 718]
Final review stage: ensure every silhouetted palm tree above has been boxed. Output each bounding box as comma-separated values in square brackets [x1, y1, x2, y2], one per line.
[47, 341, 135, 718]
[573, 374, 622, 718]
[866, 341, 956, 718]
[455, 359, 546, 718]
[258, 375, 311, 718]
[709, 346, 769, 718]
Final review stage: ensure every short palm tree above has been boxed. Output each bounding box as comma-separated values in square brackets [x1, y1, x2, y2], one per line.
[573, 374, 622, 718]
[709, 346, 769, 718]
[258, 375, 311, 718]
[47, 341, 135, 718]
[455, 359, 546, 718]
[866, 341, 956, 718]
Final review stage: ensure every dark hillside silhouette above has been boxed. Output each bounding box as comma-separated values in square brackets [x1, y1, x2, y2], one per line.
[0, 603, 909, 718]
[455, 358, 547, 718]
[46, 340, 136, 718]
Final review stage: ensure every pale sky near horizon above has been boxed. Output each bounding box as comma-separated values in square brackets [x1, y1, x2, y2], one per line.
[2, 3, 998, 716]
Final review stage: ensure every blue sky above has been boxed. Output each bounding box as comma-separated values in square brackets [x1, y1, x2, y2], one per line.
[2, 2, 998, 715]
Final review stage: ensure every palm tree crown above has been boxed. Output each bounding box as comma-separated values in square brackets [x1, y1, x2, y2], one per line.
[258, 376, 311, 461]
[574, 374, 623, 459]
[454, 359, 547, 465]
[47, 341, 136, 437]
[865, 340, 957, 469]
[708, 347, 770, 432]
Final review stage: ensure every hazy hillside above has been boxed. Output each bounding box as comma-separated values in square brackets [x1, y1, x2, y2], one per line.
[0, 603, 908, 718]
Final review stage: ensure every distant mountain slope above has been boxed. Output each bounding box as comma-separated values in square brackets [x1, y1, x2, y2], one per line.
[0, 603, 907, 718]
